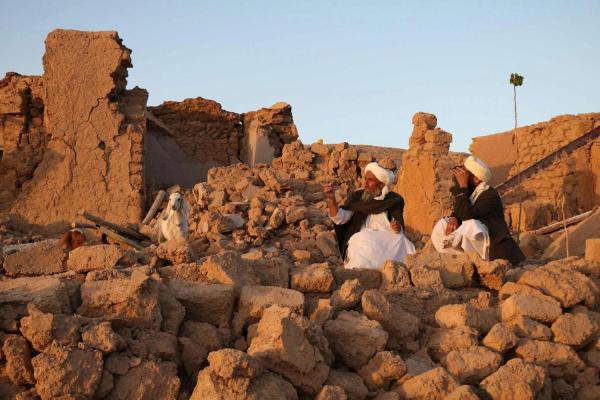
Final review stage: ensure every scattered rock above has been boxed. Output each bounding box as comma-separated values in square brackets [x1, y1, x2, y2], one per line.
[551, 312, 598, 347]
[480, 358, 547, 400]
[361, 289, 419, 342]
[291, 262, 335, 293]
[395, 367, 459, 400]
[111, 360, 180, 400]
[324, 311, 388, 370]
[482, 323, 519, 353]
[358, 351, 406, 391]
[3, 240, 67, 277]
[66, 244, 125, 273]
[440, 346, 502, 384]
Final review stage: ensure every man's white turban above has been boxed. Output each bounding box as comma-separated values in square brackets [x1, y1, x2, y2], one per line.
[464, 155, 492, 183]
[365, 162, 395, 187]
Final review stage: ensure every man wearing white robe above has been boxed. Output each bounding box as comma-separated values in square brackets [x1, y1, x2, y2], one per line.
[324, 162, 415, 269]
[431, 155, 525, 265]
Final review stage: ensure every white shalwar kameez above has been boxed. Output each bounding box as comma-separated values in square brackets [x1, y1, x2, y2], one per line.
[430, 218, 490, 260]
[331, 208, 416, 270]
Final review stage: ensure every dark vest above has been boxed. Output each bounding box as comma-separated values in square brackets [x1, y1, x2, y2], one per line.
[333, 190, 405, 258]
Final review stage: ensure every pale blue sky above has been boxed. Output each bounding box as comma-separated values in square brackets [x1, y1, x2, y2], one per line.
[1, 1, 598, 151]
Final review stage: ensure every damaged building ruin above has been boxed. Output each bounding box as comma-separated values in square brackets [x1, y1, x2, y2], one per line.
[1, 29, 598, 240]
[1, 29, 600, 400]
[0, 30, 298, 231]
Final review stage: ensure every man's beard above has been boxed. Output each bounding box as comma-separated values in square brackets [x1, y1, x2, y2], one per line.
[361, 188, 381, 201]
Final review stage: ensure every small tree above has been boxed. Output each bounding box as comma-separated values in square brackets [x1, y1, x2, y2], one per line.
[510, 73, 524, 242]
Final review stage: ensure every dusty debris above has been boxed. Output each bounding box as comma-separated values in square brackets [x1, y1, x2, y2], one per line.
[1, 27, 599, 400]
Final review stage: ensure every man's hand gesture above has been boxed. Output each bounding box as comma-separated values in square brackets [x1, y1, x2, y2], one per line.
[390, 219, 401, 234]
[445, 217, 459, 235]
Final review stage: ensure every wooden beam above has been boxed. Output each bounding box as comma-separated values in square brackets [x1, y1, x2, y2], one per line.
[142, 190, 166, 224]
[77, 210, 150, 242]
[97, 226, 146, 251]
[534, 209, 596, 235]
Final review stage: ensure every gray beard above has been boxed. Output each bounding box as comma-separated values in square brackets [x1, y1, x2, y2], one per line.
[361, 190, 378, 201]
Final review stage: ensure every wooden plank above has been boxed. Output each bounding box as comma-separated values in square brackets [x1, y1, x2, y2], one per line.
[78, 210, 149, 242]
[97, 226, 146, 251]
[71, 222, 97, 230]
[534, 209, 595, 235]
[142, 190, 166, 224]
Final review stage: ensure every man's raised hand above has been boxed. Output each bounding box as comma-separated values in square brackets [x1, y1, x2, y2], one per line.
[322, 184, 336, 201]
[390, 219, 401, 234]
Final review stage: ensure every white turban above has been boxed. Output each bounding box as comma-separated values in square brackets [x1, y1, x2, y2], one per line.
[365, 162, 395, 199]
[464, 155, 492, 183]
[365, 162, 395, 186]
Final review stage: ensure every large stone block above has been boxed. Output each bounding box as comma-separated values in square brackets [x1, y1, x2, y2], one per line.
[167, 280, 234, 328]
[78, 269, 162, 329]
[3, 240, 67, 276]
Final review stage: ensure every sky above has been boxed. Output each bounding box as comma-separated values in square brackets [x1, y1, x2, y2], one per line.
[1, 0, 598, 151]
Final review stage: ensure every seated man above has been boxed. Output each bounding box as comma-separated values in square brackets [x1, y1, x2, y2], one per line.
[324, 162, 415, 269]
[431, 155, 525, 265]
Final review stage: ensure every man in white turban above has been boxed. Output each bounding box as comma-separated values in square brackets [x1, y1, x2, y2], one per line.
[431, 155, 525, 265]
[323, 162, 415, 269]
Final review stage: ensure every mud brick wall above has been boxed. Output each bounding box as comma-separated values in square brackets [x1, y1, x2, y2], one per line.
[0, 73, 49, 209]
[10, 30, 147, 230]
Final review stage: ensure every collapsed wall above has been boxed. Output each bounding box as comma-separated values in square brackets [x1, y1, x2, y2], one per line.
[396, 113, 458, 237]
[146, 99, 298, 188]
[9, 30, 147, 230]
[471, 113, 600, 230]
[0, 73, 48, 209]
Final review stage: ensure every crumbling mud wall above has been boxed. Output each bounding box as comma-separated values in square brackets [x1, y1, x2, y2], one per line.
[241, 102, 298, 167]
[472, 113, 600, 230]
[396, 113, 457, 238]
[145, 100, 298, 188]
[0, 73, 48, 209]
[9, 30, 147, 230]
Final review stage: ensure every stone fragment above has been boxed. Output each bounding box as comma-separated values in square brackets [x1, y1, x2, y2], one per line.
[191, 348, 297, 400]
[395, 367, 459, 400]
[95, 369, 114, 399]
[310, 299, 334, 326]
[286, 206, 308, 224]
[182, 321, 223, 351]
[440, 346, 502, 384]
[515, 339, 585, 375]
[472, 258, 510, 290]
[316, 385, 347, 400]
[480, 358, 547, 400]
[585, 238, 600, 263]
[551, 312, 598, 347]
[444, 385, 480, 400]
[325, 369, 368, 400]
[291, 262, 334, 293]
[3, 240, 67, 277]
[482, 323, 519, 353]
[66, 244, 125, 273]
[358, 351, 406, 391]
[236, 285, 304, 328]
[81, 321, 126, 353]
[330, 279, 364, 312]
[31, 343, 103, 399]
[2, 335, 34, 385]
[179, 336, 208, 376]
[504, 315, 552, 340]
[0, 275, 74, 314]
[316, 231, 340, 257]
[167, 280, 234, 328]
[247, 305, 329, 394]
[155, 237, 195, 264]
[333, 268, 381, 289]
[158, 286, 186, 334]
[78, 270, 162, 329]
[324, 311, 388, 370]
[500, 294, 562, 323]
[409, 267, 444, 289]
[110, 360, 180, 400]
[426, 327, 479, 361]
[246, 257, 291, 287]
[404, 252, 474, 288]
[19, 305, 80, 352]
[361, 289, 419, 342]
[435, 303, 497, 334]
[379, 260, 411, 294]
[105, 352, 130, 376]
[517, 263, 599, 307]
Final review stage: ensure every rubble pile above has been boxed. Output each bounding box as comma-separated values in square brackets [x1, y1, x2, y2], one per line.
[1, 137, 600, 400]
